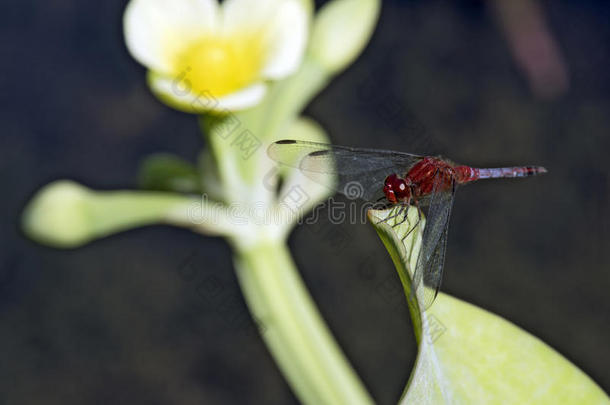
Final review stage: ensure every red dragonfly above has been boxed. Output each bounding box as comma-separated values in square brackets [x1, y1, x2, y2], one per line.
[267, 140, 547, 310]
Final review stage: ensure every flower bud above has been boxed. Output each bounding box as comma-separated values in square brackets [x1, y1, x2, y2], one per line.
[22, 181, 93, 248]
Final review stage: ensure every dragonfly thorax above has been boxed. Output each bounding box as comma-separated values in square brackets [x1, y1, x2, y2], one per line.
[406, 157, 457, 197]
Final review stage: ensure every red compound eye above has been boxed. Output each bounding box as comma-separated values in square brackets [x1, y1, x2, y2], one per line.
[384, 174, 410, 203]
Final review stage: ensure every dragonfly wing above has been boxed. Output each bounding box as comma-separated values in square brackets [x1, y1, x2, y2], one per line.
[413, 175, 456, 310]
[267, 140, 424, 201]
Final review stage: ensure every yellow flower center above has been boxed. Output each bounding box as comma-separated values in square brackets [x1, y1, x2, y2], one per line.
[172, 34, 265, 98]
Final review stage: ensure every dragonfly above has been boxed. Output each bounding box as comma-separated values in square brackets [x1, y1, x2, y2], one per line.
[267, 139, 547, 310]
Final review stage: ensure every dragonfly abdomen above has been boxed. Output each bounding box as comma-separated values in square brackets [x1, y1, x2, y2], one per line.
[475, 166, 547, 180]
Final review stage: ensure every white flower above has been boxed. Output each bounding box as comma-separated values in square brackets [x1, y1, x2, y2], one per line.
[124, 0, 309, 113]
[309, 0, 380, 73]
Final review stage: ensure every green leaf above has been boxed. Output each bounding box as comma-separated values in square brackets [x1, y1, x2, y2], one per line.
[368, 207, 610, 405]
[137, 153, 201, 193]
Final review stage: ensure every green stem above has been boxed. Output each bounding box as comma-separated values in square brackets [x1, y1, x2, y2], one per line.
[21, 181, 237, 248]
[233, 239, 374, 405]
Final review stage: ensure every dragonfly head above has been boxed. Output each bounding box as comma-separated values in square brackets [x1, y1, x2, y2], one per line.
[383, 174, 411, 204]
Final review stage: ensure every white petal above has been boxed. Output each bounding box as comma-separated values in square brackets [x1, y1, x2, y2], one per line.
[222, 0, 309, 79]
[124, 0, 219, 73]
[221, 0, 273, 32]
[260, 1, 309, 78]
[148, 72, 266, 113]
[214, 84, 267, 110]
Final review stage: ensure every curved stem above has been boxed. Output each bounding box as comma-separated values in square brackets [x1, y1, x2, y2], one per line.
[233, 239, 374, 405]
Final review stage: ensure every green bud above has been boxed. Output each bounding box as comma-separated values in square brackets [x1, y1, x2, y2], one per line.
[22, 181, 195, 248]
[22, 181, 93, 248]
[309, 0, 380, 73]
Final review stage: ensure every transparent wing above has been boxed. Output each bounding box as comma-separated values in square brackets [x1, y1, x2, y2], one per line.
[413, 174, 456, 310]
[267, 140, 424, 201]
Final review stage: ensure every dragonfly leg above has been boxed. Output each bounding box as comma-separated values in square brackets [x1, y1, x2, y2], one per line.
[373, 195, 390, 210]
[401, 199, 422, 241]
[392, 209, 410, 228]
[377, 205, 406, 225]
[391, 198, 412, 229]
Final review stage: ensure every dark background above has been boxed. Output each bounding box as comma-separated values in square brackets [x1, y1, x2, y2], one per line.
[1, 0, 609, 404]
